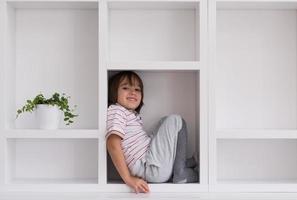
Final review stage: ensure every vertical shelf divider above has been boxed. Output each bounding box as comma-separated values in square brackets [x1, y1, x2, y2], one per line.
[208, 0, 217, 189]
[5, 1, 16, 130]
[199, 0, 208, 187]
[0, 1, 6, 186]
[98, 0, 108, 185]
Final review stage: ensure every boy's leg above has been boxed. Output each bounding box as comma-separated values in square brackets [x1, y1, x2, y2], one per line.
[172, 119, 187, 183]
[186, 153, 199, 168]
[145, 115, 182, 183]
[173, 119, 198, 183]
[186, 157, 196, 168]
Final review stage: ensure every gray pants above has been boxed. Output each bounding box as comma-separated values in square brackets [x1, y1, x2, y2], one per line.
[131, 114, 182, 182]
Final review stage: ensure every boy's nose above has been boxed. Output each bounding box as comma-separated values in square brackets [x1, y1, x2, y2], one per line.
[130, 89, 137, 95]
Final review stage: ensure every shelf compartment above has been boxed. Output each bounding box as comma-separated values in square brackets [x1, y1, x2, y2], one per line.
[216, 129, 297, 139]
[4, 129, 100, 139]
[4, 1, 99, 130]
[108, 1, 200, 62]
[107, 70, 201, 184]
[7, 138, 98, 184]
[217, 139, 297, 184]
[215, 1, 297, 129]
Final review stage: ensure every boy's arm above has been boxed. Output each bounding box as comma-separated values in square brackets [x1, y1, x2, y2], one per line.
[106, 133, 150, 193]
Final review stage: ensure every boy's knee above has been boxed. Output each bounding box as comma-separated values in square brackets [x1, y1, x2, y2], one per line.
[164, 114, 184, 130]
[145, 166, 172, 183]
[166, 114, 183, 122]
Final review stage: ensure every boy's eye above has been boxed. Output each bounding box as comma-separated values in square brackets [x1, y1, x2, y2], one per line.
[122, 87, 129, 90]
[135, 88, 141, 92]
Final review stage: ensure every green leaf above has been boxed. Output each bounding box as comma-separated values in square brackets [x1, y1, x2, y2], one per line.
[16, 92, 78, 126]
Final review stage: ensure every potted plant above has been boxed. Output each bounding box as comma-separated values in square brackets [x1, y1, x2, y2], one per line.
[16, 92, 78, 129]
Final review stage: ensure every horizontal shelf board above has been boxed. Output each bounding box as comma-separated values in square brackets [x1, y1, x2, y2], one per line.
[216, 129, 297, 139]
[4, 129, 101, 139]
[8, 178, 98, 185]
[212, 181, 297, 192]
[217, 179, 297, 184]
[7, 1, 98, 9]
[3, 183, 207, 192]
[109, 0, 200, 2]
[2, 184, 102, 193]
[149, 183, 205, 192]
[108, 1, 199, 10]
[216, 1, 297, 10]
[108, 61, 200, 70]
[106, 183, 207, 192]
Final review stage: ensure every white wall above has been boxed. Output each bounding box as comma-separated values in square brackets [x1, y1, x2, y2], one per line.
[217, 139, 297, 182]
[109, 9, 197, 61]
[8, 139, 98, 183]
[139, 71, 198, 156]
[216, 10, 297, 129]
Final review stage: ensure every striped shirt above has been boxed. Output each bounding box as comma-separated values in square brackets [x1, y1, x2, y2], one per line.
[106, 103, 151, 169]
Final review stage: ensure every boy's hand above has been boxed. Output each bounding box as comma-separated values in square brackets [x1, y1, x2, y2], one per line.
[125, 176, 150, 193]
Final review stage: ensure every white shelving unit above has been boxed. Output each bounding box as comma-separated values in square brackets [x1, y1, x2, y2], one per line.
[3, 0, 296, 194]
[0, 0, 208, 193]
[209, 0, 297, 192]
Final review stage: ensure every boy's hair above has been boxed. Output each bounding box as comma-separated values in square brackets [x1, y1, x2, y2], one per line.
[108, 71, 144, 113]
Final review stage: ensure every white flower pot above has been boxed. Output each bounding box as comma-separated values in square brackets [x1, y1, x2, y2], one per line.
[35, 104, 61, 129]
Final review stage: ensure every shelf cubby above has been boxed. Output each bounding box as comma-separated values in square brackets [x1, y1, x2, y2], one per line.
[215, 1, 297, 130]
[6, 138, 98, 185]
[107, 70, 201, 184]
[217, 139, 297, 184]
[108, 1, 200, 62]
[3, 1, 99, 130]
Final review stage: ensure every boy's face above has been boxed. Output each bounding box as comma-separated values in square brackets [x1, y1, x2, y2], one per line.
[117, 77, 142, 111]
